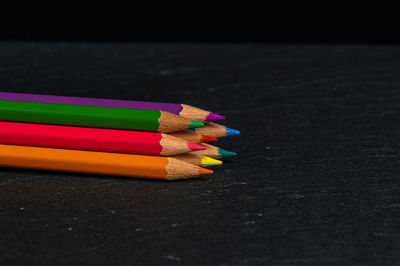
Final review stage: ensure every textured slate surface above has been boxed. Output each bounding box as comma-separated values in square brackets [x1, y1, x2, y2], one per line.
[1, 43, 400, 265]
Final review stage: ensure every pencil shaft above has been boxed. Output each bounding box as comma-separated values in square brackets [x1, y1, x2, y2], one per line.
[0, 92, 224, 122]
[0, 121, 199, 156]
[0, 144, 212, 180]
[0, 91, 183, 113]
[0, 100, 198, 132]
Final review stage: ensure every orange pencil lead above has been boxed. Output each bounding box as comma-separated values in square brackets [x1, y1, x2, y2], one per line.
[199, 168, 214, 175]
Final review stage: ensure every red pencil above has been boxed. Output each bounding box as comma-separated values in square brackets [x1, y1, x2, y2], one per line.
[0, 121, 205, 156]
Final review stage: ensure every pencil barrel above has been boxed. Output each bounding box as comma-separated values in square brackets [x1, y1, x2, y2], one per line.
[0, 92, 224, 122]
[0, 121, 199, 156]
[0, 100, 192, 132]
[0, 144, 204, 180]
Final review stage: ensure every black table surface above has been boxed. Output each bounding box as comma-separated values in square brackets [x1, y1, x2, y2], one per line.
[1, 43, 400, 265]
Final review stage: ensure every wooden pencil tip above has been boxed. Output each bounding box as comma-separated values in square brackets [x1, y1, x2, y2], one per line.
[199, 167, 214, 175]
[188, 143, 206, 151]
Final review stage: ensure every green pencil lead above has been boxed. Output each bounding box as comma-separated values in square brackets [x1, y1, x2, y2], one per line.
[189, 120, 205, 129]
[218, 148, 237, 158]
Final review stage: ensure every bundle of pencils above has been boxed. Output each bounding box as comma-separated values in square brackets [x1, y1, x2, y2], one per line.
[0, 92, 240, 181]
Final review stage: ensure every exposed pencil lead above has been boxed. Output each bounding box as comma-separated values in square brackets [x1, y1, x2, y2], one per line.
[201, 135, 218, 142]
[202, 157, 223, 167]
[199, 168, 214, 175]
[218, 148, 237, 158]
[226, 127, 240, 136]
[189, 120, 205, 129]
[188, 143, 206, 151]
[206, 113, 226, 122]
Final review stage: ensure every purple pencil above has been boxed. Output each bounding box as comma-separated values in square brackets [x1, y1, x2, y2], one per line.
[0, 92, 225, 123]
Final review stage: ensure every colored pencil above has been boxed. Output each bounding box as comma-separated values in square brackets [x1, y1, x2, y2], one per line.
[0, 100, 204, 132]
[191, 143, 237, 159]
[0, 121, 206, 156]
[0, 144, 213, 180]
[190, 122, 240, 138]
[169, 130, 218, 144]
[173, 153, 222, 167]
[0, 91, 225, 122]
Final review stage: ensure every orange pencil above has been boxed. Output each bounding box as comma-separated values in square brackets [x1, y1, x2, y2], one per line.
[0, 144, 213, 180]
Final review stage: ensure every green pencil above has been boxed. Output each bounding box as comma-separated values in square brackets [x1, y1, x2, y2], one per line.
[0, 100, 204, 132]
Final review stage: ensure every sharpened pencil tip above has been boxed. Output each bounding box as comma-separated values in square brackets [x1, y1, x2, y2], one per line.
[218, 148, 237, 158]
[202, 157, 223, 167]
[189, 120, 204, 129]
[199, 167, 214, 175]
[188, 143, 206, 151]
[226, 127, 240, 136]
[201, 135, 218, 142]
[206, 113, 226, 122]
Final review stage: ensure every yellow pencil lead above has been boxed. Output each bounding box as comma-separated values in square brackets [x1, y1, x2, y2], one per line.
[201, 157, 223, 167]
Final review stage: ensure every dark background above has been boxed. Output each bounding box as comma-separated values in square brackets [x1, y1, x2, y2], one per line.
[2, 2, 400, 266]
[0, 1, 399, 43]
